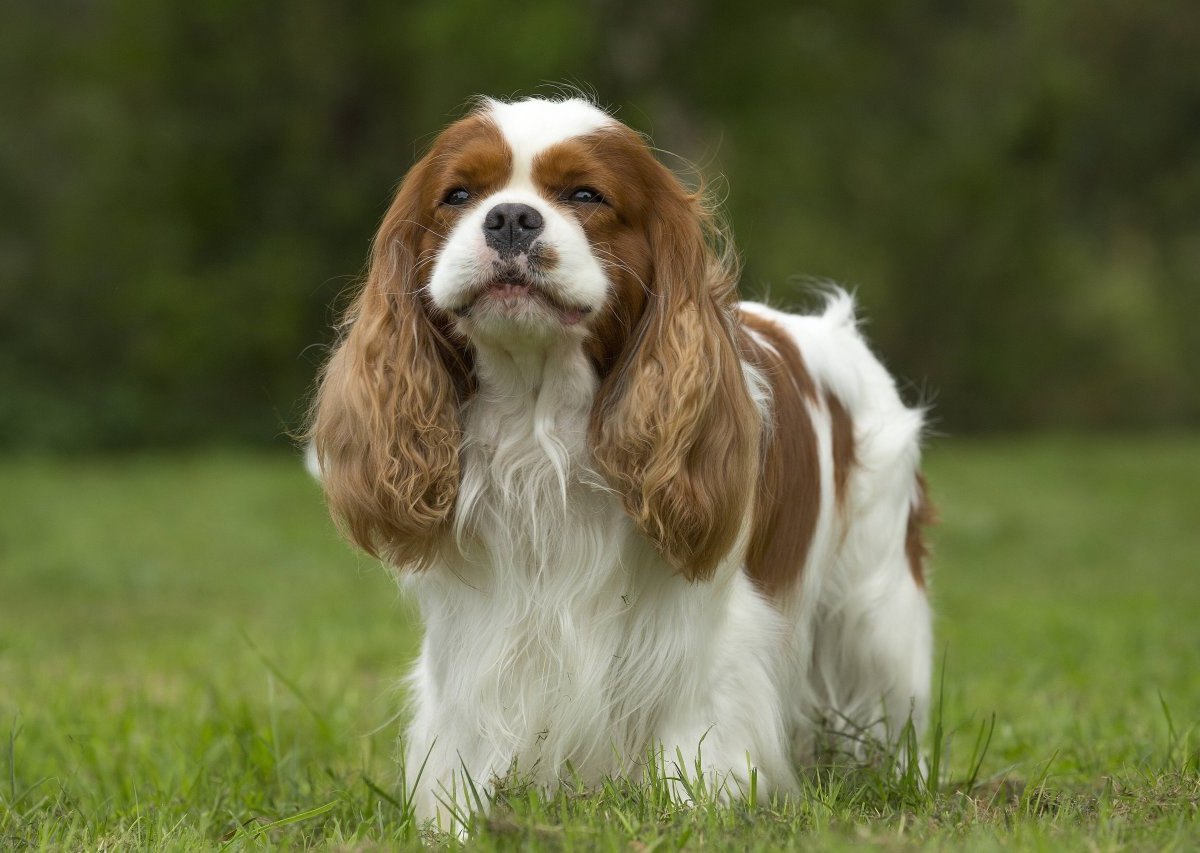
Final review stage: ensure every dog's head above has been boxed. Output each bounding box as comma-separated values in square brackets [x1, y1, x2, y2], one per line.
[309, 97, 758, 576]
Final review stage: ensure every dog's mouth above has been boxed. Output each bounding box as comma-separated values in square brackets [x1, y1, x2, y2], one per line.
[485, 279, 535, 300]
[454, 278, 593, 326]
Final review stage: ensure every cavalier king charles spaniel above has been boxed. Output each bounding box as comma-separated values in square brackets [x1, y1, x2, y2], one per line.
[308, 96, 933, 827]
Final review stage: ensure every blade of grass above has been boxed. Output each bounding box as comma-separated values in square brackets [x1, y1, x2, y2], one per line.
[239, 630, 332, 740]
[219, 800, 337, 850]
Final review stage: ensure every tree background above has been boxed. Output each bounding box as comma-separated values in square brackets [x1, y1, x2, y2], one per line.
[2, 0, 1197, 449]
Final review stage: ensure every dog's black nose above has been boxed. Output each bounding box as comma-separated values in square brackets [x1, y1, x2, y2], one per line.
[483, 203, 544, 255]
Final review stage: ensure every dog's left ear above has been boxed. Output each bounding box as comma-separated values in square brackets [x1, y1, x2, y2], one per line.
[308, 156, 469, 569]
[590, 150, 760, 581]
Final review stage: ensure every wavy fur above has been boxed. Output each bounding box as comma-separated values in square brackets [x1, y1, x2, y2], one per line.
[590, 148, 761, 580]
[307, 154, 469, 568]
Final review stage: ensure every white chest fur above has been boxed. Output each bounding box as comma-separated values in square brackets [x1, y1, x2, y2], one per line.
[402, 338, 793, 820]
[413, 340, 636, 774]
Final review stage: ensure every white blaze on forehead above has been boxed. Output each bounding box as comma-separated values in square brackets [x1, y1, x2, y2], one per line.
[485, 98, 614, 185]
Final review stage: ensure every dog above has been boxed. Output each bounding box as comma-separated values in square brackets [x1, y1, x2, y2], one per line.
[307, 96, 933, 828]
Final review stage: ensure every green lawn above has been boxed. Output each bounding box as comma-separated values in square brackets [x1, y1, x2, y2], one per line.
[1, 438, 1197, 849]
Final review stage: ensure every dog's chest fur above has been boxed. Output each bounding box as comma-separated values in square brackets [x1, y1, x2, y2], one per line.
[407, 340, 705, 780]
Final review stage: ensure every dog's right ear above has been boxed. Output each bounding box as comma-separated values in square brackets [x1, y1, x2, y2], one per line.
[308, 156, 469, 569]
[590, 134, 761, 582]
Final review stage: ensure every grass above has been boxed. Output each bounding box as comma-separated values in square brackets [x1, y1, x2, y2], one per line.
[1, 436, 1197, 849]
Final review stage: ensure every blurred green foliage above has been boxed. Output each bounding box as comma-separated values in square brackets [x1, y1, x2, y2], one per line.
[2, 0, 1197, 448]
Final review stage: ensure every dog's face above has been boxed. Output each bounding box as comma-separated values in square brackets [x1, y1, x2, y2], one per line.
[311, 97, 760, 577]
[426, 100, 613, 345]
[401, 99, 659, 365]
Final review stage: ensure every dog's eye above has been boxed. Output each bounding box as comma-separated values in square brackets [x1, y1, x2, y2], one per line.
[566, 187, 604, 204]
[442, 188, 472, 206]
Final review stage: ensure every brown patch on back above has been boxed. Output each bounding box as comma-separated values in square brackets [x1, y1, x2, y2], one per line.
[905, 473, 936, 588]
[739, 310, 821, 599]
[826, 391, 856, 508]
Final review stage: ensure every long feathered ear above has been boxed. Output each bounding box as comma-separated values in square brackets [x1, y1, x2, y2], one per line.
[590, 161, 761, 581]
[307, 158, 469, 569]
